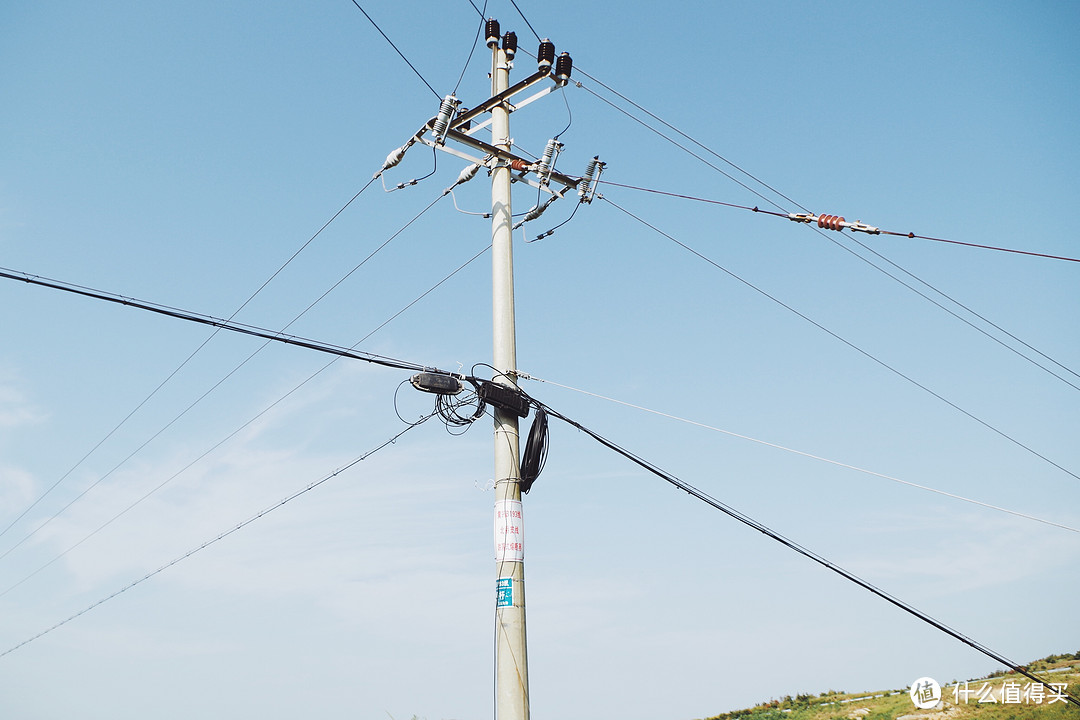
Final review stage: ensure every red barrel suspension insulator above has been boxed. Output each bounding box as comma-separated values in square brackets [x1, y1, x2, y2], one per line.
[817, 214, 845, 231]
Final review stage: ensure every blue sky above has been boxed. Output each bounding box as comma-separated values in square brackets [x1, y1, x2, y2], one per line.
[1, 2, 1078, 719]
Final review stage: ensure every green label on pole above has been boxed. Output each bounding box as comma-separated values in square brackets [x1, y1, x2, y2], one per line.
[496, 577, 513, 607]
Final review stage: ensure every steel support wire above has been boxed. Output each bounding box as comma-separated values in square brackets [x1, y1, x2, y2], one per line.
[0, 243, 492, 598]
[0, 177, 380, 543]
[535, 400, 1080, 709]
[0, 414, 436, 660]
[599, 181, 1080, 391]
[600, 196, 1079, 483]
[0, 185, 451, 559]
[570, 71, 1080, 390]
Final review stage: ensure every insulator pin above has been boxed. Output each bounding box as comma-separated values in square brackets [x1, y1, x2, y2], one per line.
[485, 19, 501, 48]
[502, 31, 518, 59]
[510, 159, 530, 172]
[537, 39, 556, 73]
[554, 52, 573, 86]
[431, 94, 461, 145]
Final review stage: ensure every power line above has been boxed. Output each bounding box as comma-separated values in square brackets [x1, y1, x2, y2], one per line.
[535, 399, 1080, 709]
[520, 373, 1080, 534]
[598, 180, 1080, 390]
[571, 78, 788, 213]
[0, 241, 492, 599]
[570, 70, 1080, 393]
[507, 0, 541, 43]
[0, 267, 430, 373]
[0, 178, 380, 545]
[452, 1, 488, 96]
[0, 188, 452, 561]
[599, 179, 1080, 263]
[599, 196, 1079, 483]
[0, 416, 434, 659]
[349, 0, 440, 99]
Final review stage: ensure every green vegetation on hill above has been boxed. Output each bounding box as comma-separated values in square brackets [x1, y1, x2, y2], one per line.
[701, 652, 1080, 720]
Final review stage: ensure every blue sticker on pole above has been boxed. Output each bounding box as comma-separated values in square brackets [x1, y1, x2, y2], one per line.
[496, 577, 513, 607]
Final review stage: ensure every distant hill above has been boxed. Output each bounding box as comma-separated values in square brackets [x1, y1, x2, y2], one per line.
[701, 652, 1080, 720]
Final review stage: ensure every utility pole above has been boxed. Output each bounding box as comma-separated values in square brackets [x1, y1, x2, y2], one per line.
[488, 23, 529, 720]
[391, 19, 603, 719]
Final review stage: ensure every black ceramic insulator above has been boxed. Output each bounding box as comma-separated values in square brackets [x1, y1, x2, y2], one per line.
[554, 52, 572, 82]
[537, 39, 555, 71]
[502, 31, 518, 59]
[485, 19, 501, 48]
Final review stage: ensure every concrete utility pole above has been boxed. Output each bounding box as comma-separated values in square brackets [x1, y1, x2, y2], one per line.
[390, 20, 601, 719]
[489, 30, 530, 720]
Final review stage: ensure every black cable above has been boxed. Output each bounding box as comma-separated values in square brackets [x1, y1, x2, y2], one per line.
[573, 67, 1080, 391]
[0, 415, 435, 659]
[519, 405, 548, 493]
[349, 0, 440, 99]
[599, 196, 1080, 483]
[600, 181, 1080, 391]
[0, 178, 380, 545]
[553, 86, 573, 140]
[507, 0, 542, 43]
[572, 65, 806, 214]
[0, 190, 448, 559]
[572, 78, 789, 214]
[534, 398, 1080, 709]
[452, 1, 488, 96]
[0, 241, 494, 596]
[0, 267, 428, 373]
[527, 201, 579, 243]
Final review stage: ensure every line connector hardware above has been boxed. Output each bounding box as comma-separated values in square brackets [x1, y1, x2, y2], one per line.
[787, 212, 880, 234]
[410, 372, 464, 395]
[478, 380, 531, 418]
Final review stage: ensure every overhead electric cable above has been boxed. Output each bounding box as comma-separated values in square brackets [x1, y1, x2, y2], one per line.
[0, 242, 492, 598]
[572, 66, 807, 213]
[519, 373, 1080, 534]
[599, 180, 1080, 390]
[570, 79, 786, 213]
[535, 400, 1080, 709]
[452, 1, 488, 96]
[0, 269, 429, 372]
[570, 70, 1080, 390]
[349, 0, 440, 99]
[507, 0, 542, 43]
[599, 180, 1080, 263]
[600, 196, 1079, 482]
[0, 178, 379, 545]
[0, 416, 434, 659]
[0, 188, 450, 558]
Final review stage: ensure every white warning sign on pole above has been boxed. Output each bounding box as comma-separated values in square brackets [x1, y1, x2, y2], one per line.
[494, 498, 524, 562]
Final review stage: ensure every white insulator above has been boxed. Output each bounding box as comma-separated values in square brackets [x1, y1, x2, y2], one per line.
[536, 139, 562, 184]
[431, 94, 460, 145]
[512, 197, 556, 229]
[456, 162, 482, 186]
[578, 156, 605, 204]
[382, 145, 408, 172]
[578, 157, 598, 200]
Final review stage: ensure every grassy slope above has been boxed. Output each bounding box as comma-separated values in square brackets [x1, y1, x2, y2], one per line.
[700, 654, 1080, 720]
